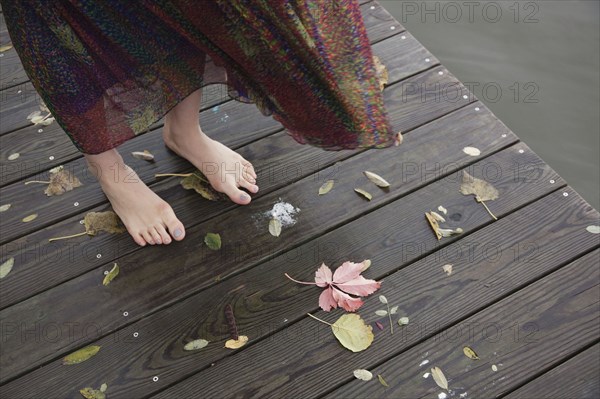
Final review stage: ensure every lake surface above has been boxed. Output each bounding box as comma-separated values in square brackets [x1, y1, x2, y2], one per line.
[380, 0, 600, 210]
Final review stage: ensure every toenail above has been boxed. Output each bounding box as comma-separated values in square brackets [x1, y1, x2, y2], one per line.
[174, 228, 183, 237]
[241, 193, 250, 200]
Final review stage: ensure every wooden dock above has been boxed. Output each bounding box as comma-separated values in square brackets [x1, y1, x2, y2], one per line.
[1, 1, 598, 398]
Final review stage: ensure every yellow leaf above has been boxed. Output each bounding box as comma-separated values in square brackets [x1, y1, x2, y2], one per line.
[463, 146, 481, 156]
[63, 345, 101, 365]
[269, 218, 282, 237]
[360, 259, 372, 271]
[0, 257, 15, 279]
[224, 335, 248, 349]
[354, 188, 372, 201]
[463, 346, 479, 360]
[319, 180, 335, 195]
[102, 263, 119, 286]
[364, 171, 390, 188]
[184, 339, 209, 351]
[99, 383, 107, 393]
[22, 214, 37, 223]
[0, 44, 13, 52]
[331, 314, 374, 352]
[377, 374, 389, 387]
[431, 366, 449, 391]
[8, 153, 20, 161]
[0, 204, 11, 212]
[425, 212, 442, 240]
[79, 387, 105, 399]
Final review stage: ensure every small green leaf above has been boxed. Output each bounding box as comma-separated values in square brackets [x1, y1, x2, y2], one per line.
[204, 233, 221, 250]
[63, 345, 101, 365]
[102, 263, 119, 286]
[377, 374, 389, 387]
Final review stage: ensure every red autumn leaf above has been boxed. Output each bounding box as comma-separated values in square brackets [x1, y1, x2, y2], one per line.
[285, 259, 381, 312]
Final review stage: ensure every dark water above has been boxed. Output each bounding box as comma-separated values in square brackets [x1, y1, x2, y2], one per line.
[380, 0, 600, 210]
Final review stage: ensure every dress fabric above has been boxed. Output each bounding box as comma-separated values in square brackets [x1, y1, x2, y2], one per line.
[1, 0, 396, 154]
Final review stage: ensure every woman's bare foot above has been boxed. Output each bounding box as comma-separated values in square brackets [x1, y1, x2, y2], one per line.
[162, 89, 258, 205]
[85, 149, 185, 246]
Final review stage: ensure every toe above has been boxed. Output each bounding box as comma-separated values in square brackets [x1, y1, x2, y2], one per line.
[161, 206, 185, 241]
[238, 178, 259, 194]
[150, 228, 163, 245]
[156, 224, 172, 244]
[132, 232, 147, 247]
[223, 184, 252, 205]
[141, 231, 155, 245]
[242, 161, 257, 180]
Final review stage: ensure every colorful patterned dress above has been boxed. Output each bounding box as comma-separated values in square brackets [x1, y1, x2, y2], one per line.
[1, 0, 396, 154]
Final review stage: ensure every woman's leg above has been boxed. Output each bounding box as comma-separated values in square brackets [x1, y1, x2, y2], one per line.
[84, 149, 185, 246]
[162, 88, 259, 205]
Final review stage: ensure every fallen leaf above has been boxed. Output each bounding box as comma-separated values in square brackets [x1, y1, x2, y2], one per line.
[79, 387, 105, 399]
[269, 218, 282, 237]
[49, 211, 126, 242]
[439, 227, 463, 237]
[373, 55, 388, 91]
[287, 260, 379, 312]
[375, 310, 388, 317]
[375, 321, 384, 331]
[354, 188, 372, 201]
[0, 257, 15, 279]
[425, 212, 442, 240]
[63, 345, 101, 365]
[437, 205, 447, 215]
[353, 369, 373, 381]
[377, 374, 389, 387]
[586, 225, 600, 234]
[176, 171, 224, 201]
[463, 146, 481, 156]
[394, 131, 403, 146]
[431, 366, 449, 391]
[8, 153, 20, 161]
[430, 211, 446, 223]
[184, 339, 209, 351]
[102, 263, 119, 286]
[364, 171, 390, 188]
[361, 259, 372, 271]
[204, 232, 221, 250]
[29, 165, 82, 196]
[0, 44, 13, 52]
[99, 383, 107, 393]
[0, 204, 11, 212]
[319, 180, 335, 195]
[22, 214, 37, 223]
[442, 264, 453, 276]
[131, 150, 154, 161]
[331, 313, 374, 352]
[379, 295, 388, 304]
[398, 317, 409, 326]
[224, 335, 248, 349]
[27, 107, 55, 126]
[390, 306, 399, 314]
[460, 170, 499, 220]
[492, 364, 498, 371]
[463, 346, 479, 360]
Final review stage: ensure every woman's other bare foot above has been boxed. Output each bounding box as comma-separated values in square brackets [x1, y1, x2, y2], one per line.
[162, 89, 258, 205]
[85, 149, 185, 246]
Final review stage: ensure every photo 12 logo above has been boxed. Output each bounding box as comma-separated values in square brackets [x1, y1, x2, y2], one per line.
[400, 1, 540, 24]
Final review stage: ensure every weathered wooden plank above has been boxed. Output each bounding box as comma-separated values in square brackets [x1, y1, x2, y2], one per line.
[505, 343, 600, 399]
[0, 22, 419, 187]
[0, 32, 440, 308]
[150, 214, 599, 399]
[0, 0, 400, 137]
[326, 248, 600, 399]
[0, 137, 568, 387]
[0, 45, 26, 88]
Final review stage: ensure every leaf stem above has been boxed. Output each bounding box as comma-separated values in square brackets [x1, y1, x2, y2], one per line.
[48, 231, 88, 242]
[306, 313, 332, 326]
[284, 273, 317, 285]
[24, 180, 51, 185]
[480, 200, 497, 220]
[154, 173, 193, 178]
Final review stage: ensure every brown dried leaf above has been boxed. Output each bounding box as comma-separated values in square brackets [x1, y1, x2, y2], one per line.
[180, 172, 223, 201]
[425, 212, 442, 240]
[373, 55, 388, 91]
[84, 211, 126, 236]
[44, 166, 82, 196]
[394, 131, 403, 146]
[460, 170, 499, 202]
